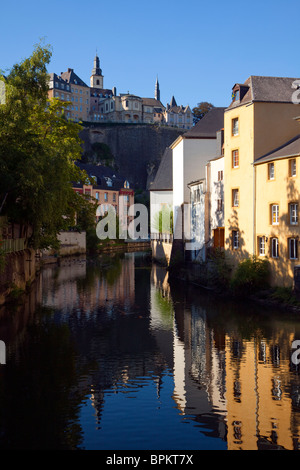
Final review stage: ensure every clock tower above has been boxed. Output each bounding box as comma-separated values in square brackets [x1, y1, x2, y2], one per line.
[90, 53, 104, 89]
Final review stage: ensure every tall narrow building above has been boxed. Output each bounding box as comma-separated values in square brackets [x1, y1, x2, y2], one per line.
[90, 53, 104, 89]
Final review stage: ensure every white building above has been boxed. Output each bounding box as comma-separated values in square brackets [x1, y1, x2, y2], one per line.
[208, 133, 224, 251]
[150, 147, 173, 237]
[188, 130, 225, 262]
[170, 107, 225, 259]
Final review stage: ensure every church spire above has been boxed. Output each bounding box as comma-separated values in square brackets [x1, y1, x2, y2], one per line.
[90, 51, 104, 89]
[155, 76, 160, 101]
[92, 52, 102, 76]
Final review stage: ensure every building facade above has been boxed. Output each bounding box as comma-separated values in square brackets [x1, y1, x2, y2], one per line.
[49, 55, 191, 128]
[171, 107, 225, 250]
[73, 163, 134, 235]
[224, 76, 300, 286]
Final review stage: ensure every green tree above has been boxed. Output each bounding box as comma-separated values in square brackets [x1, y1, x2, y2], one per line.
[152, 205, 173, 234]
[192, 101, 214, 124]
[0, 42, 88, 249]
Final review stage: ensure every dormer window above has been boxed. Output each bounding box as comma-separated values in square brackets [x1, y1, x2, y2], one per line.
[231, 84, 249, 103]
[232, 88, 240, 102]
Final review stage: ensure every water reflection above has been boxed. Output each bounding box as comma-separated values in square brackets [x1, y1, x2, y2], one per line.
[0, 253, 300, 449]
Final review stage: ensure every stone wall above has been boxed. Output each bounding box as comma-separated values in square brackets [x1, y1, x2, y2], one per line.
[80, 124, 184, 189]
[57, 231, 86, 256]
[151, 240, 172, 266]
[0, 249, 38, 305]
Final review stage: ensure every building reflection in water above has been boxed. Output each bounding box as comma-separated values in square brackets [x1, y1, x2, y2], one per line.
[25, 254, 300, 449]
[163, 274, 300, 450]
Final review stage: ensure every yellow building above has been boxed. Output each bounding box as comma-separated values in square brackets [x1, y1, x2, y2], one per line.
[60, 68, 90, 122]
[224, 76, 300, 286]
[48, 73, 72, 119]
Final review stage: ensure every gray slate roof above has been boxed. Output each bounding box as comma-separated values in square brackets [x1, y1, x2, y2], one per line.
[255, 134, 300, 165]
[61, 68, 88, 87]
[142, 97, 165, 109]
[183, 107, 225, 138]
[75, 162, 126, 190]
[149, 147, 173, 191]
[228, 76, 300, 109]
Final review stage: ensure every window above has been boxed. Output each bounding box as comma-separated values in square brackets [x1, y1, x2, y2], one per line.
[113, 193, 116, 202]
[258, 236, 265, 256]
[232, 118, 239, 136]
[271, 204, 279, 225]
[268, 162, 275, 180]
[232, 89, 240, 101]
[271, 238, 279, 258]
[217, 199, 223, 211]
[232, 150, 239, 168]
[232, 189, 239, 207]
[289, 238, 298, 260]
[95, 192, 99, 200]
[218, 170, 223, 181]
[289, 159, 297, 177]
[232, 230, 239, 249]
[290, 203, 298, 225]
[104, 192, 108, 202]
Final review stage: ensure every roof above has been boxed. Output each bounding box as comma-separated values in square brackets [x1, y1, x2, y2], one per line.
[75, 162, 127, 189]
[142, 97, 165, 109]
[170, 96, 177, 107]
[48, 73, 69, 85]
[60, 68, 88, 87]
[149, 147, 172, 191]
[90, 87, 113, 97]
[254, 134, 300, 165]
[227, 76, 300, 110]
[182, 107, 225, 138]
[167, 104, 191, 114]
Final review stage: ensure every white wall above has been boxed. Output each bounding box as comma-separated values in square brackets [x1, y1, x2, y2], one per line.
[150, 191, 173, 234]
[209, 157, 224, 234]
[172, 137, 218, 240]
[183, 139, 217, 201]
[172, 139, 184, 237]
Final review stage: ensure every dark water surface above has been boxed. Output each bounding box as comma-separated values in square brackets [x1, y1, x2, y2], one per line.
[1, 251, 300, 450]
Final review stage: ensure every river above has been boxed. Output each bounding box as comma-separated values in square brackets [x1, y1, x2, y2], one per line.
[0, 251, 300, 450]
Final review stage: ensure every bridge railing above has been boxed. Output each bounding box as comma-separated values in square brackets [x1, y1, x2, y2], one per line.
[150, 233, 173, 244]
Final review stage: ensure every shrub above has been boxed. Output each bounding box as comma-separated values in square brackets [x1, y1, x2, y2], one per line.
[230, 256, 270, 297]
[207, 248, 231, 290]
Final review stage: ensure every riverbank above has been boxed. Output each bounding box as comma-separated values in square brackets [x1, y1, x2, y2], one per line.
[0, 249, 39, 306]
[167, 260, 300, 315]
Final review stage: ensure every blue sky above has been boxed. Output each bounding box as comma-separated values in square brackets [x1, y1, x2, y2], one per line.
[0, 0, 298, 109]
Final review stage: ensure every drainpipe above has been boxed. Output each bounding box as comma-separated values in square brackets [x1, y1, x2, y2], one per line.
[253, 162, 256, 257]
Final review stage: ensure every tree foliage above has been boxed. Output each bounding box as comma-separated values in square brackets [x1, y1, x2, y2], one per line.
[0, 42, 90, 248]
[152, 205, 173, 234]
[230, 256, 270, 297]
[192, 102, 214, 124]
